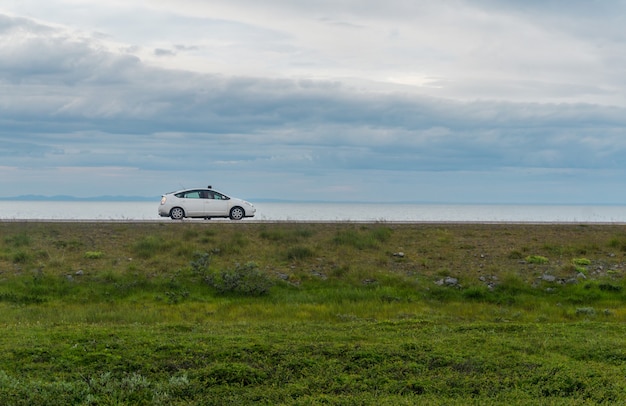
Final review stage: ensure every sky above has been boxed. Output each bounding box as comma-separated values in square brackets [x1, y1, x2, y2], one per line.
[1, 1, 626, 204]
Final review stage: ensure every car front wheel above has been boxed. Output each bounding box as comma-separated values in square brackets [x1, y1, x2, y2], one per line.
[229, 207, 245, 220]
[170, 207, 185, 220]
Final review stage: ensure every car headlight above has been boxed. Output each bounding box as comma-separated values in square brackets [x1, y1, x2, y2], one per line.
[160, 196, 167, 205]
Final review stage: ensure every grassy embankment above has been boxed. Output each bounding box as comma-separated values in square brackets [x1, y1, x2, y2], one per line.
[1, 221, 626, 404]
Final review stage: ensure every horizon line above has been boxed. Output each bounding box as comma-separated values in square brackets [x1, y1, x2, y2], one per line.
[0, 195, 624, 206]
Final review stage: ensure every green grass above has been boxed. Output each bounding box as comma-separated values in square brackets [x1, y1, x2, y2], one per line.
[1, 221, 626, 404]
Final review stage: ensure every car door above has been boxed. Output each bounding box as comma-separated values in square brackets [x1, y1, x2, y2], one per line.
[182, 190, 205, 217]
[204, 190, 229, 216]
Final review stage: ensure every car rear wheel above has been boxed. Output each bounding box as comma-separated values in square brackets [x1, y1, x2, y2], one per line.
[229, 206, 244, 220]
[170, 207, 185, 220]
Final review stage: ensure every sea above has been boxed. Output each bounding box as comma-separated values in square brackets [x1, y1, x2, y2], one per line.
[1, 201, 626, 223]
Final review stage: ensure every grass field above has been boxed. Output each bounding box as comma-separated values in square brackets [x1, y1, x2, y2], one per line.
[1, 221, 626, 404]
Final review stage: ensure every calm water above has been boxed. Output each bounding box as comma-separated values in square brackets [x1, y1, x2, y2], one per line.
[1, 201, 626, 223]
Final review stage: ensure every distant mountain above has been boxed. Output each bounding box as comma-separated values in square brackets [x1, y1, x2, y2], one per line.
[0, 195, 159, 202]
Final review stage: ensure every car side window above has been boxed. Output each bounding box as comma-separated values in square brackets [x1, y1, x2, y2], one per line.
[173, 190, 230, 200]
[185, 191, 201, 199]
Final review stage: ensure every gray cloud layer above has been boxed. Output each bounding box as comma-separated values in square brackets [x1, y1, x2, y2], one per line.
[1, 4, 625, 203]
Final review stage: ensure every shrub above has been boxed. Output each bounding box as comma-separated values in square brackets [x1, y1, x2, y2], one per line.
[462, 286, 490, 301]
[197, 363, 267, 385]
[598, 283, 623, 292]
[293, 227, 315, 239]
[496, 273, 530, 296]
[12, 250, 30, 263]
[5, 233, 31, 247]
[286, 246, 315, 260]
[84, 251, 104, 259]
[333, 226, 391, 250]
[260, 226, 314, 242]
[333, 229, 363, 247]
[371, 226, 393, 242]
[575, 266, 587, 274]
[572, 258, 591, 266]
[182, 229, 199, 241]
[608, 236, 626, 251]
[205, 262, 273, 296]
[0, 292, 46, 305]
[576, 307, 596, 316]
[190, 252, 211, 275]
[259, 228, 288, 242]
[525, 255, 548, 264]
[164, 290, 190, 304]
[133, 236, 166, 259]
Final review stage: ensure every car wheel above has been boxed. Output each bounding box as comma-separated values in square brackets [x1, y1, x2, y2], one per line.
[170, 207, 185, 220]
[229, 206, 245, 220]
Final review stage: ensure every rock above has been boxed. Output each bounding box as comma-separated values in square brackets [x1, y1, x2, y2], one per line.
[542, 274, 556, 282]
[445, 277, 458, 286]
[576, 307, 596, 316]
[75, 270, 84, 276]
[479, 275, 498, 289]
[310, 271, 327, 280]
[393, 252, 405, 258]
[435, 277, 459, 287]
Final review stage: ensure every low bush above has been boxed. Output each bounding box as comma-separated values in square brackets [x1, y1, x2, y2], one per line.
[333, 226, 392, 250]
[572, 258, 591, 266]
[205, 262, 274, 296]
[525, 255, 549, 264]
[189, 251, 211, 276]
[133, 236, 166, 259]
[4, 233, 31, 247]
[608, 236, 626, 251]
[286, 245, 315, 260]
[84, 251, 104, 259]
[12, 250, 30, 263]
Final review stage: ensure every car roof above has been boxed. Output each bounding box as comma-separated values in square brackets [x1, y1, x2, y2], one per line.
[169, 187, 223, 194]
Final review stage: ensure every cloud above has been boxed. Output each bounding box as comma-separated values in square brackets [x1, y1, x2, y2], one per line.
[2, 14, 625, 157]
[6, 2, 625, 105]
[1, 6, 625, 203]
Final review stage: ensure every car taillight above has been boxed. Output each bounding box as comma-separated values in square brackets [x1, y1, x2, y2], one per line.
[160, 196, 167, 205]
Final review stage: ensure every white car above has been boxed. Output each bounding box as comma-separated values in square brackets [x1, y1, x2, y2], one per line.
[158, 186, 256, 220]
